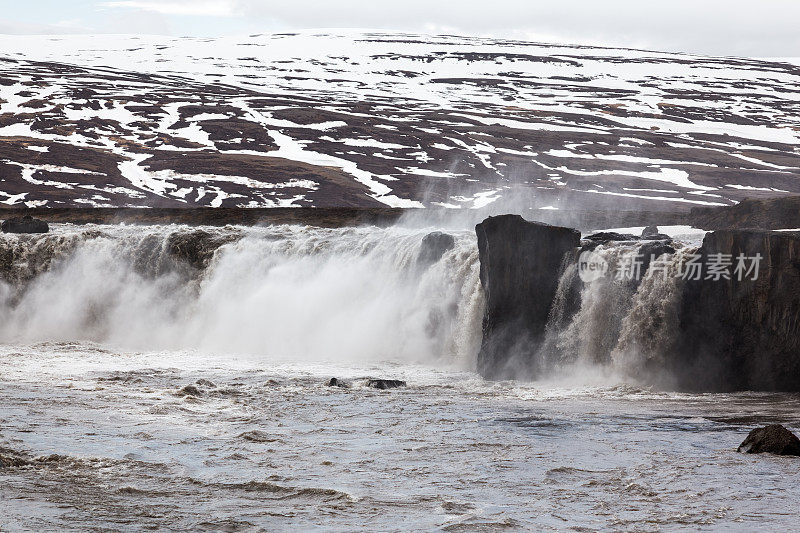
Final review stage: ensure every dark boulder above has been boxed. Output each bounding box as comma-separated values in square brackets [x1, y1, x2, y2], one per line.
[417, 231, 455, 266]
[367, 379, 406, 390]
[738, 425, 800, 456]
[642, 225, 660, 238]
[327, 377, 350, 388]
[176, 384, 203, 397]
[640, 226, 673, 241]
[674, 230, 800, 391]
[476, 214, 581, 379]
[1, 215, 49, 234]
[0, 447, 32, 468]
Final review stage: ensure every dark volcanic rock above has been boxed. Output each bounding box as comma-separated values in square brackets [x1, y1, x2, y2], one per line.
[476, 214, 581, 379]
[0, 447, 32, 468]
[1, 215, 49, 234]
[641, 233, 673, 241]
[675, 230, 800, 391]
[584, 232, 639, 242]
[367, 379, 406, 390]
[693, 197, 800, 231]
[738, 425, 800, 456]
[638, 240, 676, 275]
[639, 225, 672, 241]
[642, 225, 660, 238]
[417, 231, 455, 266]
[580, 231, 640, 251]
[0, 207, 406, 229]
[239, 430, 279, 443]
[166, 230, 237, 269]
[176, 384, 203, 397]
[327, 377, 350, 388]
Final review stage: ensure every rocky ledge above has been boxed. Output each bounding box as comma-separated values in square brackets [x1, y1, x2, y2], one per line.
[1, 215, 49, 233]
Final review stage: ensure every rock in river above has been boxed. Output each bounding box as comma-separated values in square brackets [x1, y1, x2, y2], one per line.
[738, 425, 800, 456]
[367, 379, 406, 390]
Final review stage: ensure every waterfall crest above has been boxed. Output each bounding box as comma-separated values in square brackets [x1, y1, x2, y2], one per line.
[0, 224, 484, 366]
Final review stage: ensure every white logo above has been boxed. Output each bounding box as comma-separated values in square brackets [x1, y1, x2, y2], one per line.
[578, 251, 608, 283]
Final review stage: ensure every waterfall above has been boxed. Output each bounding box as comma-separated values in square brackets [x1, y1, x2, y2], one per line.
[0, 224, 484, 367]
[540, 242, 696, 382]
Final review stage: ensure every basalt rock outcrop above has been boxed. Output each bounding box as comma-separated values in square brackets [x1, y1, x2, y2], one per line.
[1, 215, 49, 234]
[738, 425, 800, 456]
[675, 230, 800, 391]
[693, 197, 800, 231]
[475, 215, 581, 379]
[417, 231, 455, 266]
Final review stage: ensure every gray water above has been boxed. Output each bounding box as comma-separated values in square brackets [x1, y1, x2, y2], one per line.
[1, 224, 799, 531]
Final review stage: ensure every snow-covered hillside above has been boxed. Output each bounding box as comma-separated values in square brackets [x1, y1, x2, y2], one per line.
[0, 31, 799, 209]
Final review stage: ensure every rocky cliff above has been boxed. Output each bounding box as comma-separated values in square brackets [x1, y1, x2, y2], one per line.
[675, 230, 800, 391]
[475, 215, 581, 379]
[692, 197, 800, 231]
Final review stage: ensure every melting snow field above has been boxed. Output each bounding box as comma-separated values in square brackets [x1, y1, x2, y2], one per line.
[0, 31, 798, 208]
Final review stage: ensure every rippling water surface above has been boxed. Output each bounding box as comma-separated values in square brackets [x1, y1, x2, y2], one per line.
[2, 343, 800, 531]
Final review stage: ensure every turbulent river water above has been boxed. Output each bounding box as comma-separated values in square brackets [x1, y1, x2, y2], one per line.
[1, 223, 799, 531]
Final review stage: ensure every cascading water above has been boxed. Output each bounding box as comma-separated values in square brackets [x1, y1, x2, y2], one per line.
[0, 224, 484, 367]
[539, 241, 698, 384]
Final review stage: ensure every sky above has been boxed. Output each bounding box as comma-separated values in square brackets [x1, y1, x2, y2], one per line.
[2, 1, 799, 57]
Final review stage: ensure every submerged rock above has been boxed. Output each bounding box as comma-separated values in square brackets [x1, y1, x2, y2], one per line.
[475, 214, 581, 379]
[327, 377, 350, 388]
[239, 430, 280, 443]
[0, 447, 32, 468]
[1, 215, 49, 234]
[367, 379, 406, 390]
[417, 231, 455, 266]
[176, 384, 203, 397]
[738, 425, 800, 456]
